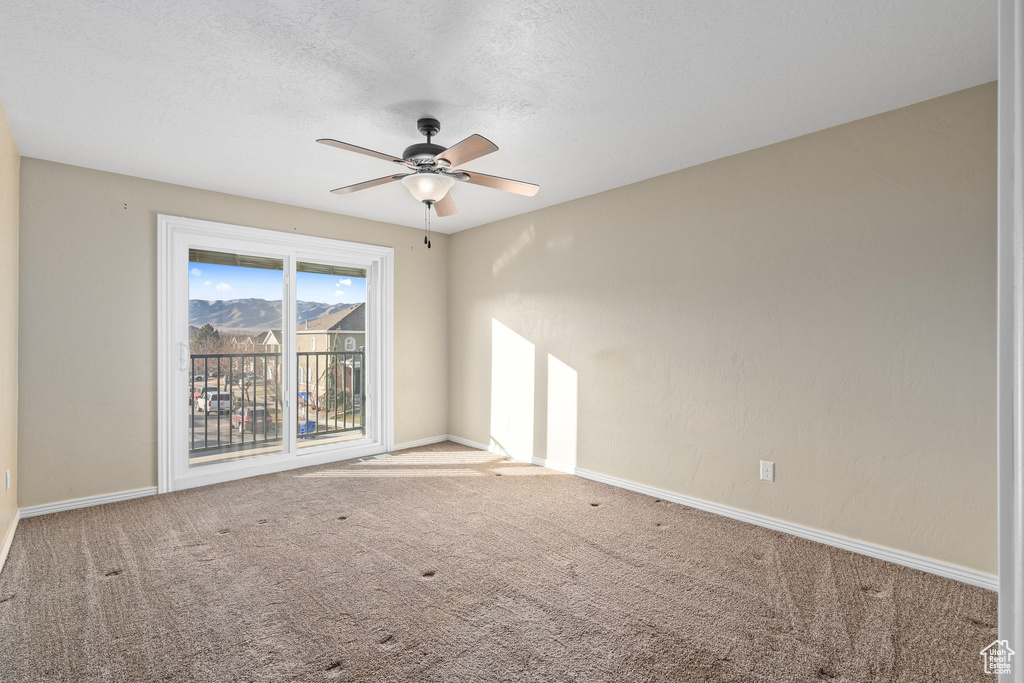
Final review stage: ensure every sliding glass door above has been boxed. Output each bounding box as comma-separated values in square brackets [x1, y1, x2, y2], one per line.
[158, 215, 393, 492]
[295, 261, 368, 449]
[187, 249, 285, 466]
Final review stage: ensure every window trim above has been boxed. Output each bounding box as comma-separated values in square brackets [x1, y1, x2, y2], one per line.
[157, 214, 394, 493]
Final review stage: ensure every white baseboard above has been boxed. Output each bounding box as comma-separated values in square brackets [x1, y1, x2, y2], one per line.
[391, 435, 451, 451]
[530, 457, 576, 474]
[460, 438, 998, 592]
[445, 435, 539, 464]
[0, 510, 19, 576]
[446, 435, 492, 452]
[19, 487, 159, 519]
[571, 466, 996, 591]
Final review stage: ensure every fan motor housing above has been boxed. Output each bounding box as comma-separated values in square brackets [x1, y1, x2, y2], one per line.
[403, 142, 447, 164]
[416, 117, 440, 138]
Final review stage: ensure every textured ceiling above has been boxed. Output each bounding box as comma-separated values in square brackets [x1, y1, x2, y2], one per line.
[0, 1, 997, 233]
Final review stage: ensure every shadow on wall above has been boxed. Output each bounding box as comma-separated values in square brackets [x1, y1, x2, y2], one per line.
[489, 318, 578, 472]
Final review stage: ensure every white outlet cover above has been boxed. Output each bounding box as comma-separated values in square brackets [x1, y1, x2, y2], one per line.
[4, 469, 8, 491]
[760, 460, 775, 483]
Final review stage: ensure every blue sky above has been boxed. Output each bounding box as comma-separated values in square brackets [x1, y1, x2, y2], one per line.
[189, 262, 366, 304]
[296, 271, 367, 304]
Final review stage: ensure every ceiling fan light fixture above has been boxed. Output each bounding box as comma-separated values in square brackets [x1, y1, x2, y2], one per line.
[401, 172, 455, 203]
[318, 118, 539, 219]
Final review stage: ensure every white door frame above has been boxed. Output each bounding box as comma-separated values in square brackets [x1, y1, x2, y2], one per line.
[998, 1, 1023, 679]
[157, 214, 394, 493]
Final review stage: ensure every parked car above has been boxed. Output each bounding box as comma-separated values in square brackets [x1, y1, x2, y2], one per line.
[232, 406, 275, 434]
[191, 373, 205, 381]
[191, 386, 209, 409]
[203, 392, 233, 413]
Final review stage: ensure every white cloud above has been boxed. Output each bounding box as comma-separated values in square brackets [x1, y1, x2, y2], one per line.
[335, 290, 345, 296]
[203, 281, 212, 286]
[190, 268, 202, 277]
[215, 283, 232, 292]
[338, 278, 352, 286]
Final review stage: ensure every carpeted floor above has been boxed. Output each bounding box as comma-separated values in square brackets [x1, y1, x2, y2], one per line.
[0, 441, 997, 682]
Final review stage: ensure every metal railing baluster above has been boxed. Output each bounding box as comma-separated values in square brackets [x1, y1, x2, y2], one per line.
[184, 352, 288, 456]
[315, 352, 320, 435]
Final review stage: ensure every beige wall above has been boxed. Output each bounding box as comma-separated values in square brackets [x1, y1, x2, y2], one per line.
[448, 83, 998, 573]
[0, 101, 18, 553]
[18, 160, 448, 507]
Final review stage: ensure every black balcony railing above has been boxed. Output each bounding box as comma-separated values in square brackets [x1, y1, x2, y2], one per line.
[189, 352, 283, 456]
[297, 351, 365, 441]
[188, 350, 365, 458]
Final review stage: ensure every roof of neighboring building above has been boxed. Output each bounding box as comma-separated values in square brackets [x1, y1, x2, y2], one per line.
[260, 329, 284, 346]
[301, 303, 365, 332]
[227, 334, 260, 346]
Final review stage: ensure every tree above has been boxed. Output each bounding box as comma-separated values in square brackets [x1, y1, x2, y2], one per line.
[189, 324, 231, 380]
[191, 323, 219, 349]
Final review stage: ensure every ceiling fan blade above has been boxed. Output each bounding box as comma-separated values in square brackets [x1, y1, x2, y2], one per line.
[330, 174, 409, 195]
[317, 138, 409, 166]
[435, 134, 498, 168]
[458, 170, 539, 197]
[434, 191, 457, 217]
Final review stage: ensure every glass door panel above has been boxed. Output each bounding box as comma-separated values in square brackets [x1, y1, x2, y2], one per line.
[187, 249, 285, 466]
[295, 261, 368, 449]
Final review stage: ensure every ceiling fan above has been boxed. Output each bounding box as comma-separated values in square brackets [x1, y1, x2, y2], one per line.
[317, 118, 539, 247]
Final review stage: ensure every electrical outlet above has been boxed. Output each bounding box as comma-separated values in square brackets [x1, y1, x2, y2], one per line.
[4, 469, 8, 492]
[760, 460, 775, 483]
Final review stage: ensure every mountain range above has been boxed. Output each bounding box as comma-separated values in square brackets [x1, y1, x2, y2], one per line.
[189, 299, 355, 332]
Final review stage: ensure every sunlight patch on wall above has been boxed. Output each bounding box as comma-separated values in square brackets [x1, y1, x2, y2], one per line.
[490, 319, 535, 461]
[545, 354, 578, 472]
[492, 225, 535, 277]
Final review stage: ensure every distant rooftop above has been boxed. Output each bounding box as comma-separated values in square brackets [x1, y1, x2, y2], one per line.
[300, 303, 365, 332]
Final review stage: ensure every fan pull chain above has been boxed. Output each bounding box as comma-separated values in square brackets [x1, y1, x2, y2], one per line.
[420, 202, 433, 249]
